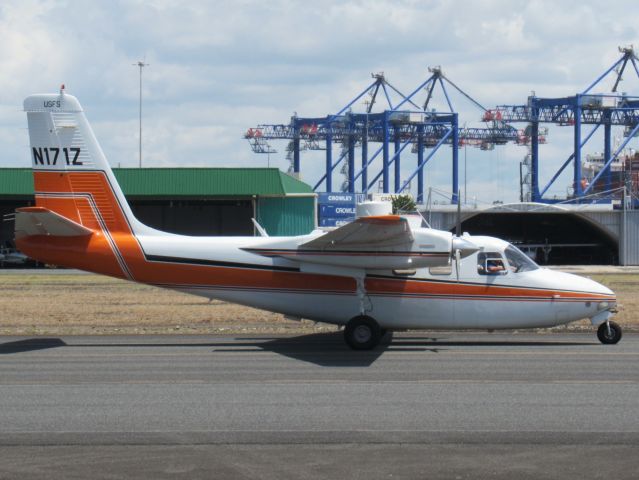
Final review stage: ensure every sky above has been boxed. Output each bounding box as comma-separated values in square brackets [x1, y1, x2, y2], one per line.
[1, 0, 639, 203]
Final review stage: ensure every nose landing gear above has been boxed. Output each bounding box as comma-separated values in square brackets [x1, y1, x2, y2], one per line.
[597, 320, 622, 345]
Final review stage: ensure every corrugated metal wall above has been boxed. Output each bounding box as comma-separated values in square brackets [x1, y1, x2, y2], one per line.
[621, 210, 639, 265]
[426, 211, 457, 231]
[257, 197, 315, 236]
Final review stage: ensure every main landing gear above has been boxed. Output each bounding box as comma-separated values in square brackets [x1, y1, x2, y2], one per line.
[597, 321, 622, 345]
[345, 275, 386, 350]
[344, 315, 387, 350]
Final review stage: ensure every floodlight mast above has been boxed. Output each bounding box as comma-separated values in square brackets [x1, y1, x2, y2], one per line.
[133, 60, 149, 168]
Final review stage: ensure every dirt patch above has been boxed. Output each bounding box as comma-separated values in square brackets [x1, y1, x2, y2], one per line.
[0, 272, 636, 335]
[0, 274, 338, 335]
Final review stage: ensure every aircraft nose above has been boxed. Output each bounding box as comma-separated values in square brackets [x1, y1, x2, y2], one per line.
[582, 275, 614, 297]
[552, 271, 615, 298]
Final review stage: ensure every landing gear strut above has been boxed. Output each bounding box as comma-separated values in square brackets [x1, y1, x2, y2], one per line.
[597, 321, 622, 345]
[344, 315, 381, 350]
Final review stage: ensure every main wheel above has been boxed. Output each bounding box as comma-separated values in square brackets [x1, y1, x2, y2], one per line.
[344, 315, 381, 350]
[597, 321, 622, 345]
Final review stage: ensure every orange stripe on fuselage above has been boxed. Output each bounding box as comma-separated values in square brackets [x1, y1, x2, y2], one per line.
[21, 171, 615, 302]
[365, 276, 614, 301]
[17, 232, 127, 278]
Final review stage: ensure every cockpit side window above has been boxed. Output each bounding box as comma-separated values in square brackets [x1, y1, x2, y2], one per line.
[504, 245, 539, 273]
[477, 252, 507, 275]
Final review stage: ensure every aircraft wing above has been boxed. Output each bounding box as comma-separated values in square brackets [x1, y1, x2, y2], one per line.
[300, 215, 413, 250]
[15, 207, 93, 238]
[244, 215, 453, 271]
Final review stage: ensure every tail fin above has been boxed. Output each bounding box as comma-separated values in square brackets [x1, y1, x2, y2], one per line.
[18, 88, 149, 278]
[23, 87, 146, 234]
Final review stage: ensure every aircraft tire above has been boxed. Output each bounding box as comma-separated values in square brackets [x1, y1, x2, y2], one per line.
[344, 315, 381, 350]
[597, 321, 622, 345]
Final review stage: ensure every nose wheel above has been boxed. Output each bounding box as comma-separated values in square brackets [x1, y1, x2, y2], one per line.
[597, 321, 622, 345]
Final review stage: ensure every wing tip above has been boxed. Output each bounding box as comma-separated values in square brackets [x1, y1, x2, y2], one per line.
[16, 206, 49, 213]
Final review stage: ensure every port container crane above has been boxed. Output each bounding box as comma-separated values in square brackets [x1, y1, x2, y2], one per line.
[488, 46, 639, 202]
[245, 69, 533, 203]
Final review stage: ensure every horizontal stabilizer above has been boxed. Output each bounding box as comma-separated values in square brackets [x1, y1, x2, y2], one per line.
[15, 207, 93, 238]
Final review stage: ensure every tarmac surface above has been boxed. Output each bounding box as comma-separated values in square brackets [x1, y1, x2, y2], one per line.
[1, 331, 638, 479]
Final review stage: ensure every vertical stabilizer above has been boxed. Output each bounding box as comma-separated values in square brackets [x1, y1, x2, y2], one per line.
[23, 87, 148, 234]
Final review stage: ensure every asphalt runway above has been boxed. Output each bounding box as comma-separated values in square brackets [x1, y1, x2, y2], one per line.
[1, 331, 639, 479]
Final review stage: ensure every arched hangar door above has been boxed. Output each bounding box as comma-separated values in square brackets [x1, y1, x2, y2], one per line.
[458, 212, 618, 265]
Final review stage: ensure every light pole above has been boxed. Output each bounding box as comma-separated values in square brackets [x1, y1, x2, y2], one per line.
[133, 60, 149, 168]
[464, 140, 467, 204]
[463, 122, 467, 204]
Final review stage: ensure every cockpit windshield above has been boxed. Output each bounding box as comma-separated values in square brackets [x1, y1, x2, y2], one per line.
[504, 245, 539, 273]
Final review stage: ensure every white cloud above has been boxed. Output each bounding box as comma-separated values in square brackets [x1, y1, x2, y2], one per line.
[1, 0, 638, 203]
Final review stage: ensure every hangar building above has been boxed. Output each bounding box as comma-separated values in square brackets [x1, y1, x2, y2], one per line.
[426, 203, 639, 266]
[0, 167, 316, 250]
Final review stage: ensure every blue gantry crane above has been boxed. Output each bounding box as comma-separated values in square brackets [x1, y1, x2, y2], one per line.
[245, 68, 529, 203]
[490, 46, 639, 202]
[246, 47, 639, 205]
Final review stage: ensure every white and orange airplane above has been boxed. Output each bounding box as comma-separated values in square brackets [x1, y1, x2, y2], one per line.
[13, 88, 621, 349]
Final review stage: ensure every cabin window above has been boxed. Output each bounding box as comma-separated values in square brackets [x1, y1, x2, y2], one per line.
[429, 265, 453, 275]
[393, 269, 417, 276]
[477, 252, 507, 275]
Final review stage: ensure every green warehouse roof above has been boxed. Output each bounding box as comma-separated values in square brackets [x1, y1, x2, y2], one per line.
[0, 168, 314, 197]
